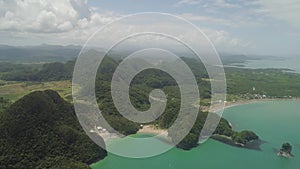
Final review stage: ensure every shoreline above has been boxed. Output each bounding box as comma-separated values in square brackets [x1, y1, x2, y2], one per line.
[92, 98, 298, 166]
[211, 134, 266, 151]
[203, 98, 300, 113]
[137, 125, 169, 137]
[137, 98, 300, 137]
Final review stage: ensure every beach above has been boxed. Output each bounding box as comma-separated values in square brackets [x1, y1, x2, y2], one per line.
[137, 125, 168, 136]
[202, 98, 300, 113]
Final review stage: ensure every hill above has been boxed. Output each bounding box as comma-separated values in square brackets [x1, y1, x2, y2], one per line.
[0, 90, 107, 169]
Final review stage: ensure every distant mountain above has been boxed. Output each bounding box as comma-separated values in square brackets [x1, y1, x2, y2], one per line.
[0, 44, 81, 63]
[0, 44, 285, 65]
[0, 90, 107, 169]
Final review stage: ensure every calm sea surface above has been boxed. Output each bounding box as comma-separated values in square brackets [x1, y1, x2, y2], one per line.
[91, 100, 300, 169]
[231, 57, 300, 73]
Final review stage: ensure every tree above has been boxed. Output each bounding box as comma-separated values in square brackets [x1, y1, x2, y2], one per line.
[281, 143, 292, 154]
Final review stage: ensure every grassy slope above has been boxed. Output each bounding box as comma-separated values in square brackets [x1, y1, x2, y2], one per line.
[0, 80, 71, 102]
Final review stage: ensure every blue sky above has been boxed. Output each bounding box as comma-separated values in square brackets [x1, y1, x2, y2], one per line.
[0, 0, 299, 55]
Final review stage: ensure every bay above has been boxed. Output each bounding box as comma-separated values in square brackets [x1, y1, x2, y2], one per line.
[92, 100, 300, 169]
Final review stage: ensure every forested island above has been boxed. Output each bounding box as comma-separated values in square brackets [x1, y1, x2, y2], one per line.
[278, 143, 293, 158]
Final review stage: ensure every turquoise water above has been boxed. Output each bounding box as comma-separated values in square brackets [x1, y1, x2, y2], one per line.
[92, 100, 300, 169]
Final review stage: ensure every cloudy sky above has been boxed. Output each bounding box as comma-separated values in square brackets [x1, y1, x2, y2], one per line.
[0, 0, 299, 55]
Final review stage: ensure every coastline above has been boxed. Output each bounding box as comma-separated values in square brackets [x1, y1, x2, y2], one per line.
[202, 98, 300, 113]
[136, 98, 299, 143]
[138, 98, 300, 135]
[211, 134, 266, 151]
[91, 98, 299, 167]
[137, 125, 169, 137]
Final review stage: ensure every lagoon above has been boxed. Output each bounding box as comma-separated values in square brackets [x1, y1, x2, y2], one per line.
[92, 100, 300, 169]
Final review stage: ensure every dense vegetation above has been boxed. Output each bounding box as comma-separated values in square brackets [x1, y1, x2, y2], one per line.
[175, 114, 259, 150]
[278, 142, 293, 158]
[0, 90, 106, 169]
[2, 55, 300, 99]
[0, 97, 10, 112]
[281, 143, 292, 154]
[226, 67, 300, 97]
[0, 54, 267, 151]
[92, 56, 259, 150]
[1, 61, 74, 81]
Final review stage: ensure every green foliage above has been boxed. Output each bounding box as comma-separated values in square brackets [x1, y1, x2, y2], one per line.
[3, 55, 300, 98]
[226, 68, 300, 97]
[30, 61, 74, 81]
[281, 143, 292, 154]
[35, 157, 90, 169]
[174, 112, 206, 150]
[0, 62, 39, 81]
[176, 113, 259, 150]
[92, 56, 261, 150]
[2, 61, 74, 81]
[214, 118, 234, 137]
[93, 57, 140, 135]
[0, 90, 106, 169]
[232, 130, 259, 144]
[176, 133, 199, 150]
[0, 97, 10, 112]
[0, 55, 269, 154]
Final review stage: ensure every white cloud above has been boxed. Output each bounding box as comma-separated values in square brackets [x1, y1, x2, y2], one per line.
[0, 0, 250, 53]
[77, 17, 251, 53]
[0, 0, 116, 33]
[201, 28, 251, 49]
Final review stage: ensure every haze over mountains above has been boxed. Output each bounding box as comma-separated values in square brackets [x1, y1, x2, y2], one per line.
[0, 44, 81, 63]
[0, 44, 285, 64]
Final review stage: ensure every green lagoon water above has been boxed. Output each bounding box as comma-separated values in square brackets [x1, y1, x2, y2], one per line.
[92, 100, 300, 169]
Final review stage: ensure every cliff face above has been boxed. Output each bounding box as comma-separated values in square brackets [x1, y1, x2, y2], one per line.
[0, 90, 107, 169]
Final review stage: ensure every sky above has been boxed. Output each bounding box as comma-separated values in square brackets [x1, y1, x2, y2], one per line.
[0, 0, 299, 55]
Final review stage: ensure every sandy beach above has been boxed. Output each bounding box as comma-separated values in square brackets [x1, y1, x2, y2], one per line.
[137, 125, 168, 136]
[203, 98, 300, 113]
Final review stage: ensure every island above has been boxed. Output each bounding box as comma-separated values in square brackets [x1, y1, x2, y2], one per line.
[278, 143, 293, 158]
